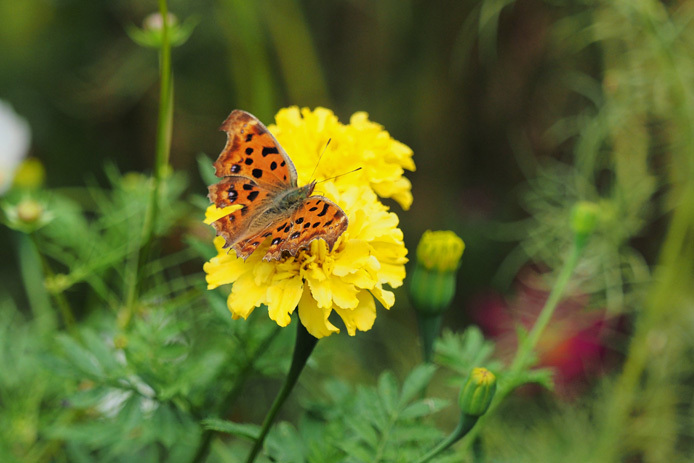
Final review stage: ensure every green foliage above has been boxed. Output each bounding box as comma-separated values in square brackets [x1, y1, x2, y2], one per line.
[263, 365, 456, 463]
[2, 0, 694, 462]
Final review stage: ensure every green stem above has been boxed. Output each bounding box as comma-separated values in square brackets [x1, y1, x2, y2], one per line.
[17, 233, 56, 332]
[123, 1, 174, 323]
[26, 233, 75, 332]
[416, 313, 443, 363]
[457, 234, 587, 453]
[413, 414, 479, 463]
[509, 235, 585, 375]
[191, 326, 281, 463]
[245, 321, 318, 463]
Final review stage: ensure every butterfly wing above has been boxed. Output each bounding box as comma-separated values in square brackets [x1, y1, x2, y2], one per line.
[208, 176, 275, 252]
[233, 195, 348, 261]
[213, 110, 297, 189]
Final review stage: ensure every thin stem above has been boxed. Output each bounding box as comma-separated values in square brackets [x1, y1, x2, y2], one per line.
[191, 325, 282, 463]
[27, 233, 75, 332]
[457, 234, 587, 453]
[245, 322, 318, 463]
[509, 236, 584, 375]
[413, 414, 478, 463]
[123, 1, 174, 323]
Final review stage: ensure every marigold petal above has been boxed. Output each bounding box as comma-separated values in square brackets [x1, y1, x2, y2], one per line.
[227, 274, 265, 319]
[204, 237, 246, 289]
[204, 204, 243, 224]
[306, 276, 333, 309]
[267, 277, 303, 327]
[370, 284, 395, 309]
[298, 286, 339, 338]
[334, 290, 377, 336]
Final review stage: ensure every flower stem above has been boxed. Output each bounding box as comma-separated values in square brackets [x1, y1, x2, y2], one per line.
[509, 235, 585, 375]
[416, 313, 443, 363]
[123, 0, 173, 323]
[457, 233, 587, 453]
[245, 321, 318, 463]
[414, 414, 479, 463]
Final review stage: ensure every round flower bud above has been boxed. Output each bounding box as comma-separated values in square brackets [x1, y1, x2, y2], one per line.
[16, 198, 43, 224]
[410, 230, 465, 316]
[570, 201, 600, 239]
[416, 230, 465, 272]
[458, 368, 496, 417]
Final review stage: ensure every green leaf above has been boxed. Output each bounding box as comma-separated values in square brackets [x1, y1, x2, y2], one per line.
[201, 418, 260, 440]
[55, 333, 104, 379]
[197, 153, 218, 186]
[265, 422, 306, 463]
[377, 371, 399, 415]
[400, 398, 449, 420]
[400, 363, 437, 405]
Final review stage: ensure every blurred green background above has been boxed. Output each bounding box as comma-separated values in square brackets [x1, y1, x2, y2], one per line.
[0, 0, 589, 316]
[3, 0, 694, 460]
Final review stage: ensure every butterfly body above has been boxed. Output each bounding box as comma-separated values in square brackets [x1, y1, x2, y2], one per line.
[208, 110, 348, 261]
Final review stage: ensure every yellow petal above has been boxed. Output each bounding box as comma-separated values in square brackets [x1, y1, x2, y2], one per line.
[334, 290, 377, 336]
[298, 286, 339, 338]
[204, 204, 243, 224]
[370, 284, 395, 309]
[267, 277, 303, 327]
[227, 274, 265, 319]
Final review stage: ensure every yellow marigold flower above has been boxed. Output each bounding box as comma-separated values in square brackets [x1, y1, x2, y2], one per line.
[270, 106, 416, 210]
[205, 184, 407, 338]
[204, 108, 412, 338]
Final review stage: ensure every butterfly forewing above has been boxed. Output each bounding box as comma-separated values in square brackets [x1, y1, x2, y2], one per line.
[208, 176, 273, 248]
[214, 110, 297, 189]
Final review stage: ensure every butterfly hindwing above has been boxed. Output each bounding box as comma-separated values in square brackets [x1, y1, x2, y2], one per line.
[213, 110, 297, 190]
[234, 195, 348, 261]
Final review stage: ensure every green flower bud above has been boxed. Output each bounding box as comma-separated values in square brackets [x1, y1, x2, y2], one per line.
[2, 197, 51, 233]
[12, 158, 45, 190]
[127, 12, 197, 49]
[570, 201, 600, 239]
[416, 230, 465, 272]
[410, 230, 465, 316]
[16, 198, 43, 224]
[458, 368, 496, 417]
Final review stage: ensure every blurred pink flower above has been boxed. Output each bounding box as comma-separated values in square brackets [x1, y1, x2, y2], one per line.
[471, 269, 620, 397]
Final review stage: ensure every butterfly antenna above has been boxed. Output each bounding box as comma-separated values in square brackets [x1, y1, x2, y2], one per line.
[315, 167, 363, 185]
[310, 138, 331, 181]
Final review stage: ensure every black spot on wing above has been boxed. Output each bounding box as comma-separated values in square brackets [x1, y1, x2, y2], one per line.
[262, 146, 279, 157]
[245, 134, 253, 142]
[290, 232, 300, 239]
[312, 222, 320, 228]
[231, 164, 241, 173]
[244, 158, 253, 165]
[227, 188, 237, 202]
[252, 168, 263, 178]
[245, 147, 253, 155]
[243, 183, 254, 190]
[247, 191, 259, 201]
[270, 161, 277, 170]
[317, 203, 329, 217]
[295, 217, 304, 224]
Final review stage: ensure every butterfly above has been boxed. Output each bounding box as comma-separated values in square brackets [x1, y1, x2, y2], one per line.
[208, 110, 349, 261]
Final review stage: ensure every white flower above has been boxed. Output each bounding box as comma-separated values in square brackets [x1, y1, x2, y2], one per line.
[0, 101, 31, 195]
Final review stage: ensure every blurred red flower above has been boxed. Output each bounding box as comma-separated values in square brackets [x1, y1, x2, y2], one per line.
[471, 269, 621, 397]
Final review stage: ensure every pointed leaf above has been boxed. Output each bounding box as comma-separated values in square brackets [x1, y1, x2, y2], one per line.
[400, 364, 437, 405]
[201, 418, 260, 440]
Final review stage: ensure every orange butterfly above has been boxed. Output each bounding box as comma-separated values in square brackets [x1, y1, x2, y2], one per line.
[208, 110, 348, 261]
